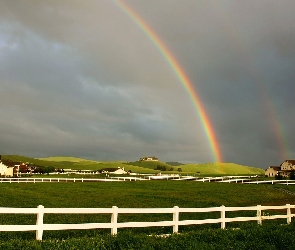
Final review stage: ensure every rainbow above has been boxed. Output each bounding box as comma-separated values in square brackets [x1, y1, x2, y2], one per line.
[209, 4, 289, 161]
[113, 0, 222, 162]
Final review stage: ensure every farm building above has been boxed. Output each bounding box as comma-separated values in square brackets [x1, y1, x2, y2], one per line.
[99, 167, 126, 175]
[0, 162, 14, 177]
[265, 160, 295, 177]
[280, 160, 295, 171]
[265, 166, 281, 177]
[139, 156, 158, 161]
[0, 159, 34, 176]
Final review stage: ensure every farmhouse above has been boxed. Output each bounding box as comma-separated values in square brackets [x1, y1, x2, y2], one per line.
[139, 156, 158, 162]
[265, 160, 295, 177]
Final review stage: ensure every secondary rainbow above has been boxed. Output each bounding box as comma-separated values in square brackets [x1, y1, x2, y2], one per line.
[211, 4, 289, 161]
[113, 0, 222, 162]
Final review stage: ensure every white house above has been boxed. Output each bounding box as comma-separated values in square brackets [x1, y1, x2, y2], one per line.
[0, 162, 14, 177]
[99, 167, 127, 175]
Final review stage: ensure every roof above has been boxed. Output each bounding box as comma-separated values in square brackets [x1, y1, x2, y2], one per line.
[99, 168, 123, 173]
[283, 160, 295, 165]
[267, 166, 281, 171]
[1, 160, 22, 167]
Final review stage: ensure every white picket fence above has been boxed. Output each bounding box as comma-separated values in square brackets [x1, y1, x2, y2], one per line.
[0, 204, 294, 240]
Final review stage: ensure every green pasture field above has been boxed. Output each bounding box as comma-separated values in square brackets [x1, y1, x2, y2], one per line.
[1, 181, 295, 248]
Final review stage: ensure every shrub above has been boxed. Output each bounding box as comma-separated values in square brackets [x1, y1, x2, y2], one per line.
[290, 170, 295, 180]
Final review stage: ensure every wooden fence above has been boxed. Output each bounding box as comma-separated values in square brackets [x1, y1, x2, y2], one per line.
[0, 204, 294, 240]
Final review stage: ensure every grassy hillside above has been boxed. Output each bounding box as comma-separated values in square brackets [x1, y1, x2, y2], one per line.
[124, 161, 264, 175]
[179, 163, 264, 175]
[1, 155, 60, 168]
[39, 156, 97, 163]
[1, 155, 264, 175]
[125, 160, 171, 170]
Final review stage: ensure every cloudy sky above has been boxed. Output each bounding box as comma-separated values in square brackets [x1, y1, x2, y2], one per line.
[0, 0, 294, 169]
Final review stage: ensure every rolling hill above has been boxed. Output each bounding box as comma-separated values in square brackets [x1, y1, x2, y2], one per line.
[1, 155, 264, 175]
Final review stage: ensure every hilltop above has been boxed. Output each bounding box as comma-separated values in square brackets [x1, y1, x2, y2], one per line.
[1, 155, 264, 175]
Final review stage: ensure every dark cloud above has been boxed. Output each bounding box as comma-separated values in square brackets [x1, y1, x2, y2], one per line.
[0, 0, 294, 168]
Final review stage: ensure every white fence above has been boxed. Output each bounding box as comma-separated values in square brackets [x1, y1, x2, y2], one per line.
[0, 177, 133, 183]
[2, 177, 295, 184]
[0, 204, 294, 240]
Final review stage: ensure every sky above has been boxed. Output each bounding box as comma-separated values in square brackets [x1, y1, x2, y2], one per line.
[0, 0, 294, 169]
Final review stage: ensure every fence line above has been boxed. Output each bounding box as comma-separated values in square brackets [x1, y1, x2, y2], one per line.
[2, 177, 295, 184]
[0, 177, 138, 183]
[0, 204, 294, 240]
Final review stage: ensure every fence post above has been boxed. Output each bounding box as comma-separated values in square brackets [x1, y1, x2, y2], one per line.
[173, 206, 179, 233]
[257, 205, 262, 225]
[36, 205, 44, 240]
[111, 206, 118, 235]
[220, 205, 226, 229]
[286, 204, 292, 224]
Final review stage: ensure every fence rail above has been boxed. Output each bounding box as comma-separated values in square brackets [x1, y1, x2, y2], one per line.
[0, 204, 294, 240]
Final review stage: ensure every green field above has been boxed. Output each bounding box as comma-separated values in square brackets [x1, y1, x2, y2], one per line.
[2, 155, 265, 175]
[1, 181, 295, 248]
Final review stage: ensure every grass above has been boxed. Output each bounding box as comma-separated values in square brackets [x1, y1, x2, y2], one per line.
[1, 181, 295, 248]
[2, 224, 295, 250]
[2, 181, 294, 208]
[180, 162, 264, 175]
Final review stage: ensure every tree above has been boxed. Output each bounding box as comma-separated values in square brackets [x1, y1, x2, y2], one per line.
[275, 173, 283, 180]
[43, 166, 55, 174]
[155, 165, 167, 171]
[34, 166, 55, 174]
[290, 170, 295, 180]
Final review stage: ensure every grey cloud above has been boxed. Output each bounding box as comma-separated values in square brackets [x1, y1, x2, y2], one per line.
[0, 0, 294, 168]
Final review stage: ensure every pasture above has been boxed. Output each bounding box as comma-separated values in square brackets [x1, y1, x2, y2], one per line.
[1, 181, 295, 249]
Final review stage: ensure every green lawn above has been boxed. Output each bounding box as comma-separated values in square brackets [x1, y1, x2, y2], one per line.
[2, 181, 294, 209]
[1, 181, 295, 248]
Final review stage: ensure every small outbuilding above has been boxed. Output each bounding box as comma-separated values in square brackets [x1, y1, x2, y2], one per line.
[99, 167, 127, 175]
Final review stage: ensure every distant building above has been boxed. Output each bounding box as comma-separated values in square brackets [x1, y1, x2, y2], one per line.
[99, 167, 126, 175]
[0, 160, 33, 176]
[265, 160, 295, 177]
[139, 156, 158, 162]
[0, 162, 14, 177]
[265, 166, 281, 177]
